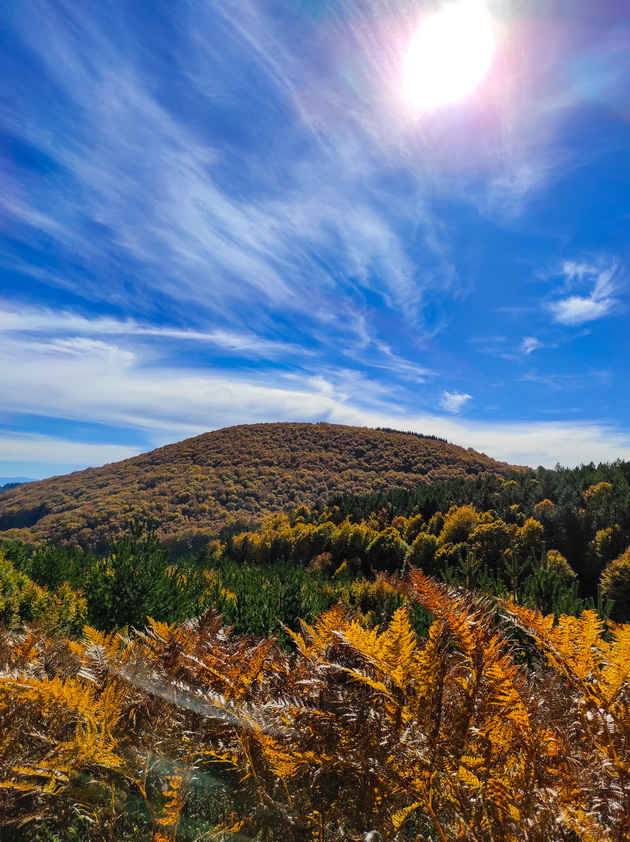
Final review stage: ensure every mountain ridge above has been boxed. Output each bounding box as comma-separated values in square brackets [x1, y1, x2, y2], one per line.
[0, 422, 523, 548]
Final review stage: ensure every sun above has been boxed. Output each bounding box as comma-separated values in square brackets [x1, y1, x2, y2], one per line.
[402, 0, 497, 111]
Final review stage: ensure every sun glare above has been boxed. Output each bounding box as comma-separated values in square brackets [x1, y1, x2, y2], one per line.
[402, 0, 497, 110]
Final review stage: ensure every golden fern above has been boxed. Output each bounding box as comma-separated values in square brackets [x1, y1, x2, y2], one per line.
[284, 604, 347, 658]
[154, 771, 186, 840]
[0, 586, 629, 839]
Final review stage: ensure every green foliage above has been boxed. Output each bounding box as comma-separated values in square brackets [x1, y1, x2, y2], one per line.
[4, 455, 630, 635]
[514, 517, 545, 556]
[404, 531, 438, 574]
[434, 540, 469, 572]
[24, 543, 88, 590]
[522, 550, 583, 617]
[365, 526, 408, 573]
[203, 561, 335, 640]
[586, 525, 626, 586]
[200, 560, 425, 642]
[469, 518, 512, 570]
[84, 520, 206, 630]
[0, 551, 47, 627]
[545, 548, 577, 583]
[0, 551, 86, 634]
[320, 460, 630, 603]
[440, 546, 501, 594]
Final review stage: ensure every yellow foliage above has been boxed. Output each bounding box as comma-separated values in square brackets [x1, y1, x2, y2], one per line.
[533, 498, 555, 516]
[583, 481, 613, 502]
[515, 517, 544, 554]
[600, 545, 630, 620]
[438, 505, 480, 545]
[0, 587, 628, 840]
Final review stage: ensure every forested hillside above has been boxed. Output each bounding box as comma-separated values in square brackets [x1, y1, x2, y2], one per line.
[3, 457, 630, 840]
[213, 458, 630, 621]
[3, 459, 630, 634]
[0, 422, 517, 549]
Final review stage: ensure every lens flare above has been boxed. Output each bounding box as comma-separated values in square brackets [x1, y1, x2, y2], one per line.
[402, 0, 497, 110]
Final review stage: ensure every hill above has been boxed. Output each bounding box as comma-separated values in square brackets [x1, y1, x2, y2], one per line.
[0, 422, 520, 549]
[0, 477, 34, 495]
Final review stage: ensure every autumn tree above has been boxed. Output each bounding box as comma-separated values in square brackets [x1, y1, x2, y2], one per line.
[600, 546, 630, 621]
[438, 505, 480, 545]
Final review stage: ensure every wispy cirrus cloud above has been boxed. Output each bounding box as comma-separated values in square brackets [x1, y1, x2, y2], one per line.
[2, 0, 630, 479]
[2, 0, 597, 335]
[547, 258, 623, 326]
[550, 296, 615, 326]
[1, 0, 454, 338]
[0, 306, 306, 360]
[521, 369, 611, 391]
[0, 434, 139, 475]
[3, 358, 629, 472]
[0, 308, 627, 472]
[473, 335, 545, 362]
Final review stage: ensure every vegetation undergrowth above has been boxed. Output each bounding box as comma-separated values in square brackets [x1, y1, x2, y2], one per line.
[0, 571, 629, 840]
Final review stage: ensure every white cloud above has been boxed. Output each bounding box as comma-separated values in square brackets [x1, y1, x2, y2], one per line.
[548, 259, 623, 325]
[1, 326, 629, 472]
[439, 391, 472, 413]
[3, 324, 629, 472]
[0, 306, 304, 360]
[0, 330, 343, 437]
[521, 336, 543, 355]
[549, 296, 615, 326]
[521, 369, 610, 391]
[2, 3, 630, 479]
[326, 406, 630, 469]
[0, 433, 139, 468]
[3, 2, 453, 334]
[22, 414, 630, 475]
[561, 260, 592, 284]
[365, 341, 433, 382]
[446, 420, 630, 469]
[6, 0, 590, 343]
[483, 162, 548, 220]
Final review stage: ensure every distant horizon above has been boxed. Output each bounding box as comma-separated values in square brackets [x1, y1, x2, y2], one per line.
[2, 0, 629, 477]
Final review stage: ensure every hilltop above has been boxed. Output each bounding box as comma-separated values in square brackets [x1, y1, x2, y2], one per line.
[0, 422, 520, 548]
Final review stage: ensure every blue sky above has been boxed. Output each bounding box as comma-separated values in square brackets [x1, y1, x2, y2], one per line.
[1, 0, 629, 478]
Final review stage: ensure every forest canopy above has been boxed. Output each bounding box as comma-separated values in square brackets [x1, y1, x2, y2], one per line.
[0, 423, 518, 549]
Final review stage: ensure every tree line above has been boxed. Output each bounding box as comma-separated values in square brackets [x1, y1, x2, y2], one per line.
[2, 460, 630, 635]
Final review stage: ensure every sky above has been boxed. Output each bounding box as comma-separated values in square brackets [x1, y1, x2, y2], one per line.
[1, 0, 629, 479]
